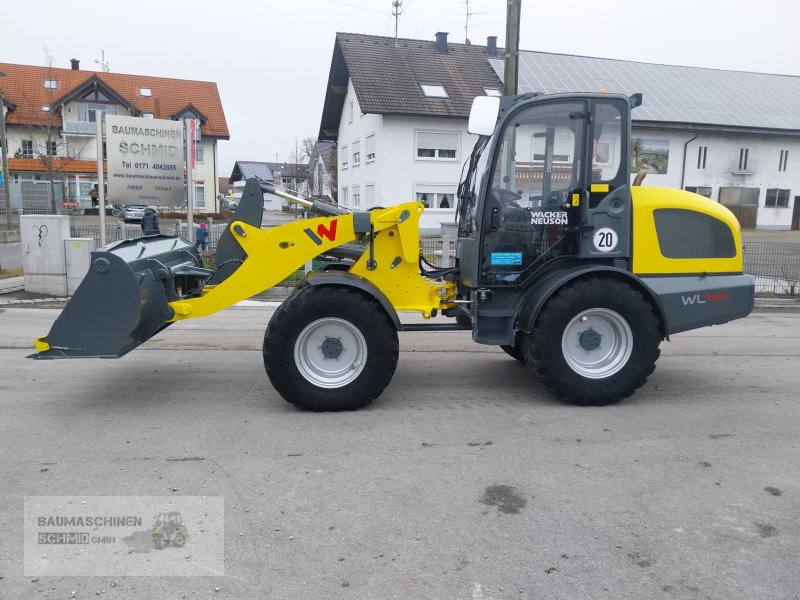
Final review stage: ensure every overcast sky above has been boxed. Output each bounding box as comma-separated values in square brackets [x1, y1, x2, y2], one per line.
[3, 0, 799, 175]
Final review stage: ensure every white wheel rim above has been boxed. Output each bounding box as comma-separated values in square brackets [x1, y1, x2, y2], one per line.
[561, 308, 633, 379]
[294, 317, 367, 388]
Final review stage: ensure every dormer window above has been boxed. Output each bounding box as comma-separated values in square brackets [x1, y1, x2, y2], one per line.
[140, 87, 152, 97]
[41, 105, 51, 112]
[43, 80, 57, 89]
[142, 113, 154, 119]
[484, 87, 501, 97]
[421, 84, 448, 98]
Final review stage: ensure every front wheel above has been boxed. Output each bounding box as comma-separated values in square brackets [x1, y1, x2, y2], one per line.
[523, 278, 662, 406]
[263, 286, 399, 411]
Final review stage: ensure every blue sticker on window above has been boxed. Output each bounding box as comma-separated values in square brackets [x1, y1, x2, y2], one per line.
[490, 252, 523, 266]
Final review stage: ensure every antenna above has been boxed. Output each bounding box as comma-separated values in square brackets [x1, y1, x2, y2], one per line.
[392, 0, 402, 47]
[464, 0, 485, 43]
[94, 49, 110, 73]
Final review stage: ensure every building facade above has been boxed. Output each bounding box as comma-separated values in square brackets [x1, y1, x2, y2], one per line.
[228, 161, 308, 211]
[319, 32, 800, 231]
[319, 32, 503, 233]
[0, 60, 229, 212]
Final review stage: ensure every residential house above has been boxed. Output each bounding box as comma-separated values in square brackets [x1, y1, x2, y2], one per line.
[319, 32, 800, 231]
[308, 140, 336, 200]
[0, 59, 229, 212]
[228, 160, 308, 211]
[318, 32, 503, 233]
[499, 50, 800, 230]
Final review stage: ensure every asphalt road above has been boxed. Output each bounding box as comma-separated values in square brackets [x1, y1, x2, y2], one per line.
[0, 306, 798, 599]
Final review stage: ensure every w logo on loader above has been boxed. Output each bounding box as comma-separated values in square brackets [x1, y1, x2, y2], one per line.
[303, 219, 339, 245]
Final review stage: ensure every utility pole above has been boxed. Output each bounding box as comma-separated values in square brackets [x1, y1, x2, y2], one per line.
[0, 72, 11, 213]
[96, 112, 107, 246]
[503, 0, 522, 96]
[392, 0, 402, 47]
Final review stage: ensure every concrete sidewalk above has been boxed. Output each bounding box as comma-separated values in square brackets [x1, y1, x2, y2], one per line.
[0, 276, 24, 294]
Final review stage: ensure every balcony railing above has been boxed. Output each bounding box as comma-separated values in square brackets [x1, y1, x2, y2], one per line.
[63, 121, 106, 135]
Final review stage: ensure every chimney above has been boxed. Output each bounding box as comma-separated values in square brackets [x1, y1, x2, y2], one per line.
[486, 36, 497, 57]
[435, 32, 448, 54]
[70, 58, 80, 70]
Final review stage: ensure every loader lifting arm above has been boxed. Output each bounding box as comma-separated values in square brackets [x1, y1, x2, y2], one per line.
[32, 180, 455, 359]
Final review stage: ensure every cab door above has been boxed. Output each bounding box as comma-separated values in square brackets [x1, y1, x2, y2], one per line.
[581, 98, 632, 261]
[479, 99, 589, 287]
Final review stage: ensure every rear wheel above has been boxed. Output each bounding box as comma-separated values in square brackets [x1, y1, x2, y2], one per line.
[263, 286, 399, 411]
[523, 278, 661, 406]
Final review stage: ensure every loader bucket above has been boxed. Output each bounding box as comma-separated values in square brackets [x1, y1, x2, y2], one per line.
[31, 235, 211, 359]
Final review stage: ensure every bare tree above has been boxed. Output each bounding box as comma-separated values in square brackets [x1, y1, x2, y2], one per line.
[325, 144, 338, 203]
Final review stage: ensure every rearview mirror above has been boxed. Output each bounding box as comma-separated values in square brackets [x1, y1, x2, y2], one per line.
[468, 96, 500, 136]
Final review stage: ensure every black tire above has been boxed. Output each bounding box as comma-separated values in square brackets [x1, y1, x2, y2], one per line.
[263, 286, 399, 411]
[523, 277, 661, 406]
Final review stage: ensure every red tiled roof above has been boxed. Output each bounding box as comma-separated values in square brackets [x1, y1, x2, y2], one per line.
[0, 62, 229, 138]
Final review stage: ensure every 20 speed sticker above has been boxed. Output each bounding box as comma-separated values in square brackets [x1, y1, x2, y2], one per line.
[592, 227, 618, 252]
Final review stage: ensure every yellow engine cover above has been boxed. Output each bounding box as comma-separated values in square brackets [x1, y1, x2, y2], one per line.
[631, 187, 744, 276]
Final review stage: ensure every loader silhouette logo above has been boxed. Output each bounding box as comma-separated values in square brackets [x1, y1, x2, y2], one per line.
[150, 511, 188, 550]
[303, 219, 339, 245]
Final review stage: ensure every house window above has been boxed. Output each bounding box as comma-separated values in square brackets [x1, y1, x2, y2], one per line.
[140, 87, 152, 97]
[416, 131, 459, 160]
[365, 134, 376, 162]
[195, 147, 205, 164]
[779, 150, 789, 172]
[534, 133, 573, 162]
[765, 188, 790, 208]
[43, 79, 58, 89]
[41, 105, 51, 112]
[415, 184, 456, 209]
[195, 181, 206, 209]
[352, 185, 361, 208]
[340, 187, 348, 207]
[21, 139, 34, 159]
[349, 101, 353, 123]
[697, 146, 708, 169]
[352, 140, 360, 166]
[186, 181, 206, 209]
[738, 148, 749, 171]
[341, 145, 348, 169]
[365, 183, 375, 208]
[420, 84, 448, 98]
[142, 113, 154, 119]
[47, 141, 57, 157]
[483, 87, 502, 96]
[78, 103, 117, 122]
[685, 186, 712, 198]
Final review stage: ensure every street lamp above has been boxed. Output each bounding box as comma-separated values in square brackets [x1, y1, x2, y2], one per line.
[0, 71, 11, 213]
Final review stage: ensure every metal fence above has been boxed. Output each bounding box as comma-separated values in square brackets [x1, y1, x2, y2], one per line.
[742, 241, 800, 297]
[42, 215, 800, 299]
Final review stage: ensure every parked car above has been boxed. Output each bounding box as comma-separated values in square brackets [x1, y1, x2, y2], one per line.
[122, 205, 147, 223]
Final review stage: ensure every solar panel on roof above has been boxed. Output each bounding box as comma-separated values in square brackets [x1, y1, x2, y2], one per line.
[490, 52, 800, 130]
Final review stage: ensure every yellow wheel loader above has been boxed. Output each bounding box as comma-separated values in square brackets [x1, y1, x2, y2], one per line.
[31, 92, 755, 410]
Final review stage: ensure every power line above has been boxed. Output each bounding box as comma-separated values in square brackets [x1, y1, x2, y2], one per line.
[326, 0, 387, 15]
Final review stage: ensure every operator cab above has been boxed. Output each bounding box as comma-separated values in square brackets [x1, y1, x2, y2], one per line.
[457, 93, 635, 290]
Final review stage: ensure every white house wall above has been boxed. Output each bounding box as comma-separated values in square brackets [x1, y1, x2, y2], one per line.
[631, 128, 799, 230]
[337, 78, 384, 207]
[336, 77, 481, 234]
